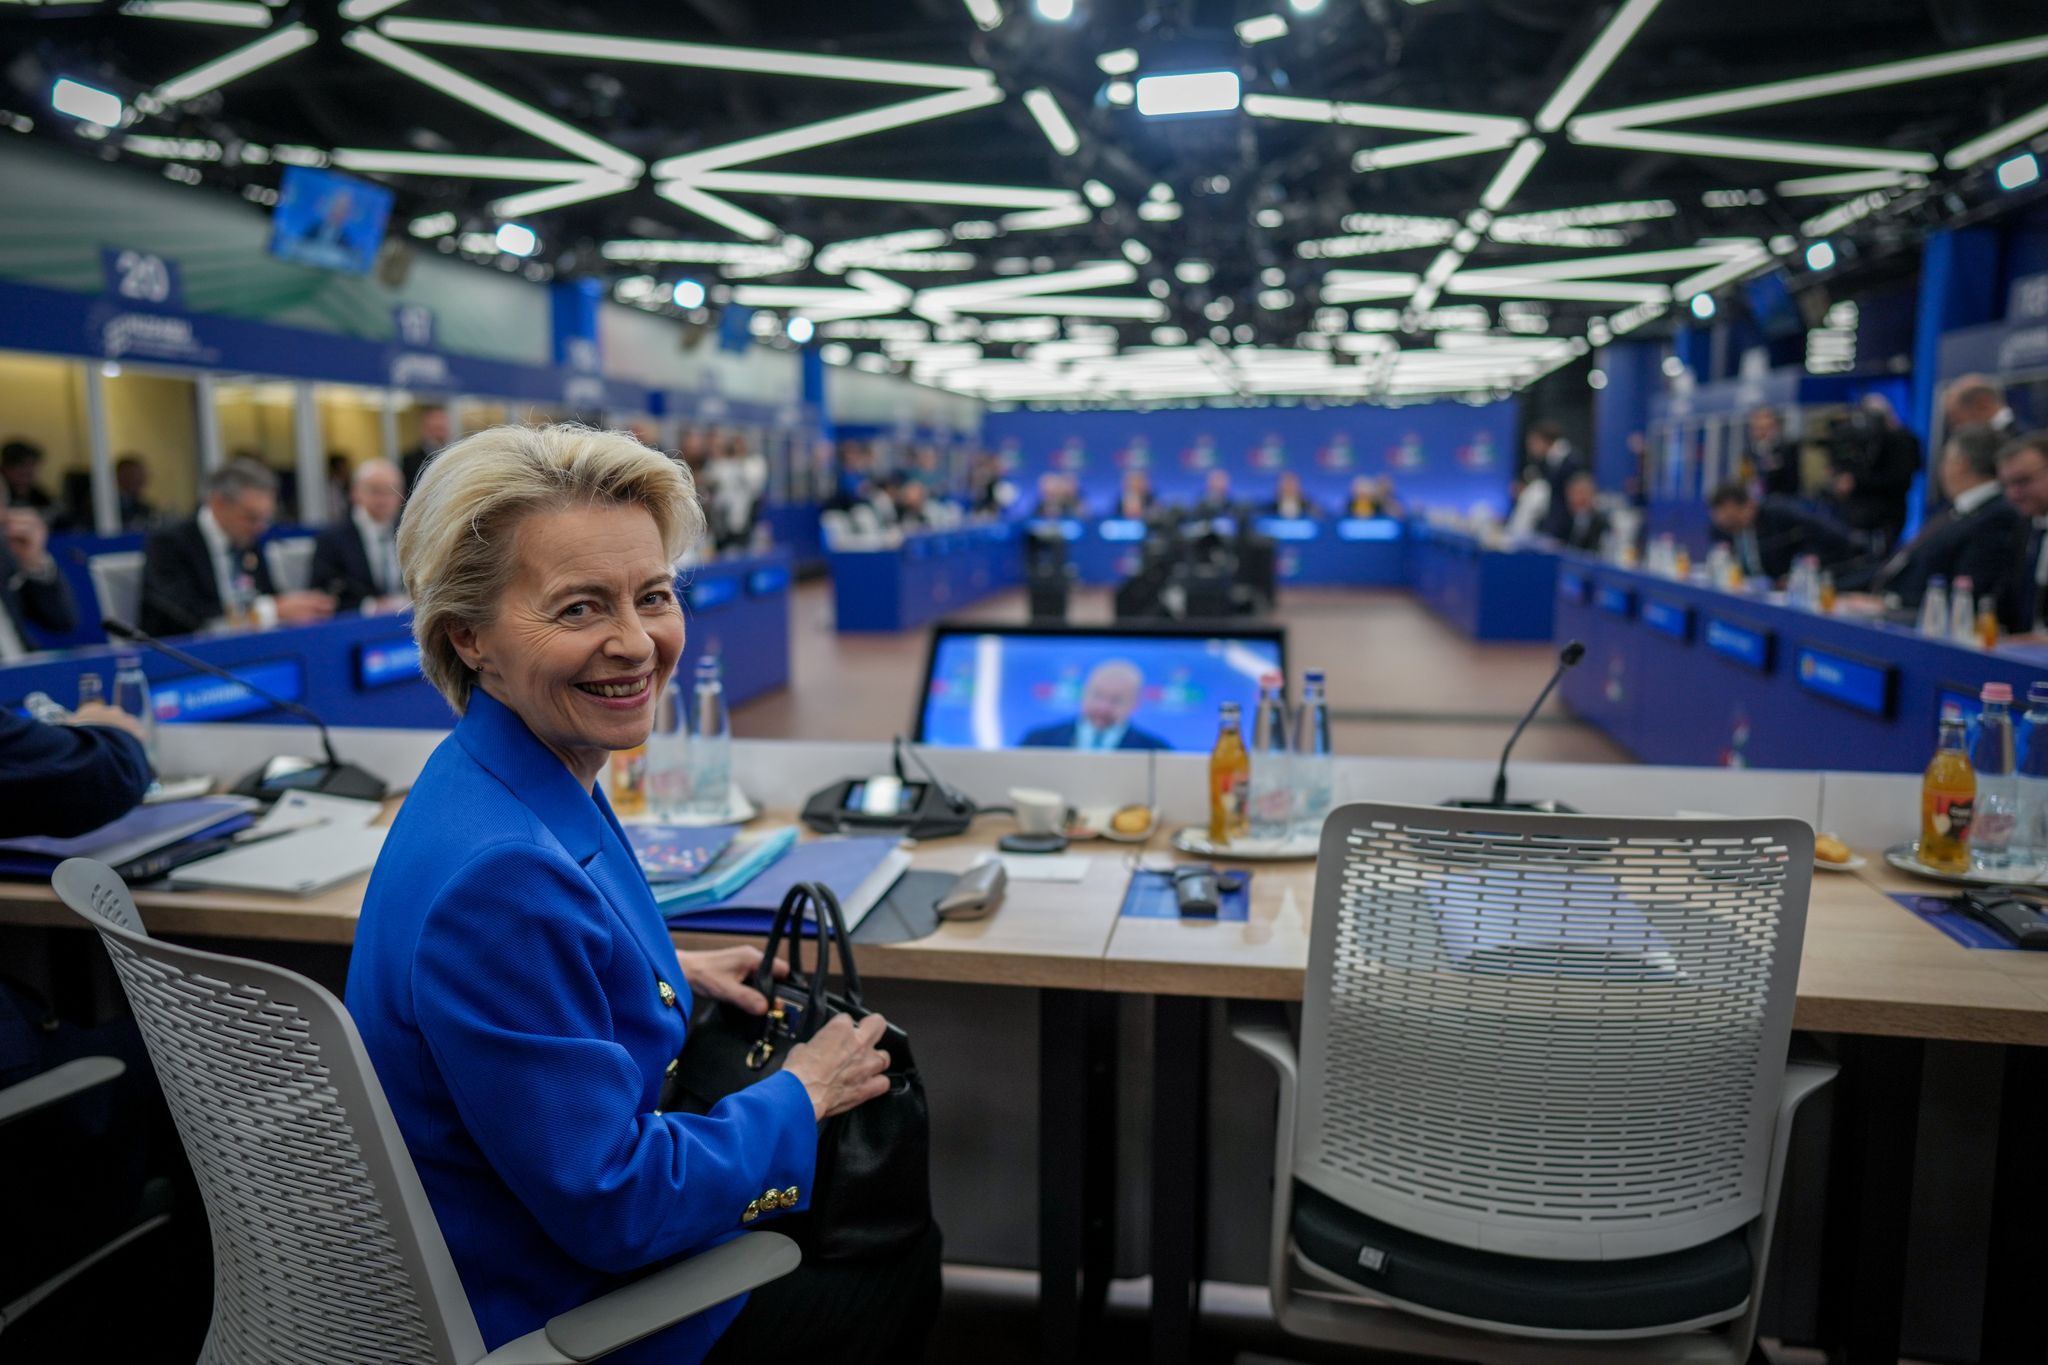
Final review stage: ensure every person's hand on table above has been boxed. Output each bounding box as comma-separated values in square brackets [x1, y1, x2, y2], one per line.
[784, 1013, 891, 1122]
[3, 508, 50, 573]
[678, 944, 789, 1016]
[274, 590, 337, 624]
[67, 700, 148, 743]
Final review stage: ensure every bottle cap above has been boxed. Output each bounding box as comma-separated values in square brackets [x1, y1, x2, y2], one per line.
[1983, 682, 2014, 703]
[1305, 670, 1325, 683]
[1220, 701, 1241, 718]
[1942, 703, 1965, 723]
[2031, 681, 2048, 705]
[1260, 672, 1282, 687]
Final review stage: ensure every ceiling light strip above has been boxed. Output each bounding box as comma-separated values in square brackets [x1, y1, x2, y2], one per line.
[1022, 88, 1081, 156]
[331, 150, 612, 179]
[1567, 124, 1937, 172]
[343, 30, 643, 175]
[378, 17, 995, 89]
[1456, 245, 1748, 280]
[490, 175, 636, 217]
[338, 0, 410, 17]
[1447, 278, 1673, 302]
[1948, 98, 2048, 170]
[1478, 138, 1546, 210]
[654, 182, 782, 241]
[121, 1, 272, 26]
[653, 86, 1001, 178]
[1353, 131, 1523, 172]
[1773, 169, 1910, 196]
[1574, 33, 2048, 131]
[687, 170, 1078, 208]
[1241, 92, 1525, 137]
[154, 23, 315, 102]
[1532, 0, 1665, 133]
[1672, 245, 1772, 299]
[1491, 199, 1675, 227]
[962, 0, 1003, 30]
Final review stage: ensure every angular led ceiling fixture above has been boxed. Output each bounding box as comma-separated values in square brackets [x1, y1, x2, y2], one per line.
[1136, 71, 1241, 117]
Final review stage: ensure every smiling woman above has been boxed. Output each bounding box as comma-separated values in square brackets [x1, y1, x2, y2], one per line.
[347, 423, 931, 1365]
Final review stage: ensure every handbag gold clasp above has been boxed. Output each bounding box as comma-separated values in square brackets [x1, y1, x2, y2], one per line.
[745, 1008, 786, 1071]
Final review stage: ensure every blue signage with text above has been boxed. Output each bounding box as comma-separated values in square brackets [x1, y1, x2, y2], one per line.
[1640, 598, 1694, 641]
[1595, 584, 1635, 618]
[1705, 617, 1773, 672]
[354, 638, 424, 690]
[99, 247, 184, 312]
[1336, 518, 1401, 542]
[150, 658, 306, 724]
[746, 565, 791, 596]
[686, 576, 741, 612]
[1558, 568, 1589, 604]
[1794, 646, 1894, 717]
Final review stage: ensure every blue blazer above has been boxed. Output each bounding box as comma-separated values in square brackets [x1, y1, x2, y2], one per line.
[346, 690, 817, 1365]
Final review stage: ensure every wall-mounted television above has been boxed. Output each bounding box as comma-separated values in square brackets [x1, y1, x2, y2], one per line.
[270, 165, 393, 276]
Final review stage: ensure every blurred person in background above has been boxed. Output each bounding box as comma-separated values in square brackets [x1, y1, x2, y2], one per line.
[1557, 472, 1611, 552]
[310, 457, 408, 613]
[0, 478, 76, 660]
[401, 406, 450, 495]
[1826, 393, 1920, 551]
[1115, 469, 1155, 520]
[1945, 373, 2016, 435]
[1030, 471, 1084, 519]
[1745, 407, 1800, 498]
[138, 459, 336, 636]
[1, 440, 63, 527]
[1264, 470, 1322, 520]
[114, 454, 159, 532]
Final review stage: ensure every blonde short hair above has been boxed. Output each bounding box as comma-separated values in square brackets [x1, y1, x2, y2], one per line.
[400, 423, 704, 712]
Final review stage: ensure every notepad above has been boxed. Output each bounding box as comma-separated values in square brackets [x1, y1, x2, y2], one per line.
[170, 825, 388, 897]
[669, 835, 909, 937]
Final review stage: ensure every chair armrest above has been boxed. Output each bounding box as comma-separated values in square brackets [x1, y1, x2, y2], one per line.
[1228, 1000, 1298, 1090]
[477, 1232, 800, 1365]
[1229, 1000, 1305, 1307]
[0, 1056, 125, 1128]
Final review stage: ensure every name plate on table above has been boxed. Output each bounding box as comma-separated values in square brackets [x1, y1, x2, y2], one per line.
[1253, 517, 1321, 542]
[1557, 568, 1590, 604]
[746, 565, 790, 596]
[685, 576, 740, 612]
[1337, 517, 1400, 541]
[1099, 518, 1148, 542]
[1595, 584, 1635, 618]
[353, 637, 422, 690]
[1705, 616, 1773, 672]
[1795, 645, 1895, 717]
[1026, 518, 1085, 541]
[1641, 598, 1694, 641]
[151, 657, 305, 724]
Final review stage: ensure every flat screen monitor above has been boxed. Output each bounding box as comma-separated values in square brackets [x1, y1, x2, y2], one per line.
[270, 165, 393, 275]
[915, 622, 1287, 753]
[1744, 269, 1804, 340]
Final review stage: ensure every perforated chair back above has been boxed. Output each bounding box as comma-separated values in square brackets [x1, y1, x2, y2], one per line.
[51, 858, 486, 1365]
[1297, 804, 1812, 1263]
[263, 536, 316, 593]
[87, 551, 144, 632]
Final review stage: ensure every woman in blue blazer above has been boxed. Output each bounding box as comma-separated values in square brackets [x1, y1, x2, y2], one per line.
[346, 425, 932, 1365]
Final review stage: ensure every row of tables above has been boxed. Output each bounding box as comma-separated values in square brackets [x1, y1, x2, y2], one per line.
[1, 730, 2038, 1362]
[1555, 553, 2048, 772]
[0, 549, 795, 730]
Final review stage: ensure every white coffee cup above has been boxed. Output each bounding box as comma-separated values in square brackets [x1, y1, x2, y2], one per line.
[1010, 786, 1065, 836]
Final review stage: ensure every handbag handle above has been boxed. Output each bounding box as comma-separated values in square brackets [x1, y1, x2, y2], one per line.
[751, 882, 867, 1027]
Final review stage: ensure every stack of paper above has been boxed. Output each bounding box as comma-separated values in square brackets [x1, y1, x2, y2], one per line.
[170, 792, 386, 897]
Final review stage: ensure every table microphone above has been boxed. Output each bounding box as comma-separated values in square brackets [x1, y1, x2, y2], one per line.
[101, 617, 387, 803]
[1443, 640, 1585, 813]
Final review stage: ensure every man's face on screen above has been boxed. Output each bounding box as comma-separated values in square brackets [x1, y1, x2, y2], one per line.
[1081, 668, 1139, 730]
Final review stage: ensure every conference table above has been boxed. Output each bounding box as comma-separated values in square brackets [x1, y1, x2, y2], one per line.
[1, 729, 2037, 1364]
[1408, 520, 1560, 641]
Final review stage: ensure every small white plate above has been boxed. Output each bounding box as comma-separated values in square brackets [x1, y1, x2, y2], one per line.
[1170, 826, 1319, 861]
[1071, 805, 1157, 843]
[1884, 842, 2044, 886]
[1813, 854, 1868, 873]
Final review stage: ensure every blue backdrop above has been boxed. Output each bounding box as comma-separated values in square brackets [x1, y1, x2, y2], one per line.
[981, 400, 1520, 516]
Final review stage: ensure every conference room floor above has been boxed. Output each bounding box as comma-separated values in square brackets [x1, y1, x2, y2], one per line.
[733, 580, 1632, 765]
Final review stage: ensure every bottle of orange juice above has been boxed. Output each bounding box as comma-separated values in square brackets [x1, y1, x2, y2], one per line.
[1978, 596, 2000, 650]
[1209, 702, 1250, 846]
[1921, 705, 1976, 872]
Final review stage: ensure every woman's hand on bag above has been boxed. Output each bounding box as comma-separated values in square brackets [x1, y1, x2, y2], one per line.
[784, 1013, 892, 1122]
[676, 945, 788, 1016]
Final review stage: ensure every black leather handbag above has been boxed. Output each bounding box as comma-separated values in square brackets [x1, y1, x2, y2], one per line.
[663, 881, 933, 1262]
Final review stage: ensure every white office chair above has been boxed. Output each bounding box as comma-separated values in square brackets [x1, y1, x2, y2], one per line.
[51, 858, 799, 1365]
[86, 551, 143, 632]
[1234, 804, 1832, 1365]
[262, 536, 316, 593]
[820, 509, 854, 551]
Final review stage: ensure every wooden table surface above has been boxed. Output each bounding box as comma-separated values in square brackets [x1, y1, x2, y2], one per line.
[10, 810, 2048, 1045]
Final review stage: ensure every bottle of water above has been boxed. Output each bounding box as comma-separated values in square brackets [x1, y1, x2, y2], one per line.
[687, 655, 731, 817]
[111, 654, 157, 765]
[1950, 576, 1977, 648]
[1247, 673, 1294, 842]
[1292, 670, 1334, 843]
[2018, 682, 2048, 869]
[1919, 576, 1950, 638]
[644, 664, 691, 820]
[1972, 681, 2018, 873]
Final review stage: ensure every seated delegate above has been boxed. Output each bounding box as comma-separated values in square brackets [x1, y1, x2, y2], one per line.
[1842, 425, 2016, 609]
[138, 459, 335, 636]
[1263, 471, 1323, 520]
[307, 457, 407, 613]
[345, 424, 936, 1365]
[1, 486, 75, 660]
[1706, 481, 1858, 582]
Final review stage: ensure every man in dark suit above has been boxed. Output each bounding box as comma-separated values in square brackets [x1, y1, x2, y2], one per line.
[1020, 659, 1171, 751]
[400, 406, 450, 495]
[1707, 481, 1858, 582]
[1, 440, 63, 527]
[1996, 432, 2048, 633]
[0, 488, 77, 659]
[1557, 472, 1611, 553]
[308, 458, 406, 613]
[1524, 420, 1586, 540]
[1745, 407, 1801, 498]
[1188, 468, 1246, 523]
[1851, 426, 2017, 609]
[1262, 470, 1324, 520]
[138, 459, 336, 637]
[1826, 396, 1922, 552]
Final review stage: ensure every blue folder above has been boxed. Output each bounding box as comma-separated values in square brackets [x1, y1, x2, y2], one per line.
[666, 835, 904, 936]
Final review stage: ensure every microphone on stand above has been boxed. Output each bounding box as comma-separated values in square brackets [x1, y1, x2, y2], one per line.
[1443, 640, 1585, 812]
[101, 617, 387, 803]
